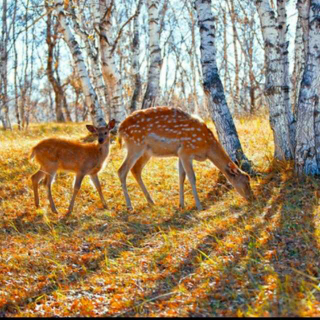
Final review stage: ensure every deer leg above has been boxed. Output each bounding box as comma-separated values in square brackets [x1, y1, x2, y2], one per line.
[178, 159, 186, 209]
[131, 152, 154, 205]
[31, 169, 46, 208]
[118, 148, 145, 210]
[90, 174, 107, 209]
[45, 169, 58, 214]
[179, 155, 203, 211]
[66, 173, 85, 216]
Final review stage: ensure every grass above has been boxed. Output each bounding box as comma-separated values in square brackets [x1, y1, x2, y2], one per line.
[1, 117, 320, 316]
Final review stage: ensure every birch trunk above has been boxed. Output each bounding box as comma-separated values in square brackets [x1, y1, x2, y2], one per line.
[227, 0, 240, 107]
[46, 4, 66, 122]
[194, 0, 252, 172]
[277, 0, 296, 151]
[141, 0, 162, 109]
[292, 0, 309, 117]
[54, 0, 106, 127]
[12, 0, 21, 129]
[70, 4, 109, 117]
[130, 0, 144, 113]
[295, 0, 320, 175]
[0, 0, 11, 130]
[255, 0, 293, 160]
[98, 0, 126, 125]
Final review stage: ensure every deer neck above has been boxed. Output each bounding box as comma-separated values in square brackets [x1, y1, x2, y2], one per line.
[98, 142, 110, 159]
[207, 142, 232, 175]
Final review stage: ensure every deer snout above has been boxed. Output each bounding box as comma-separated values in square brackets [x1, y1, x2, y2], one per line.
[98, 138, 104, 144]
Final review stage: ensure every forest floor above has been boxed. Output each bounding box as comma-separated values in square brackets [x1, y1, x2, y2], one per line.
[1, 117, 320, 317]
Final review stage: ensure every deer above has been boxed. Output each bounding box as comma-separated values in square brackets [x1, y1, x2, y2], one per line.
[117, 106, 254, 211]
[30, 119, 115, 216]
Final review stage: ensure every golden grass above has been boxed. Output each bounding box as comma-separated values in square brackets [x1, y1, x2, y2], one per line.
[1, 117, 320, 317]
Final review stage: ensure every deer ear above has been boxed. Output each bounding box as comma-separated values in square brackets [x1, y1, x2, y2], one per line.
[86, 125, 97, 133]
[226, 162, 239, 176]
[108, 119, 116, 130]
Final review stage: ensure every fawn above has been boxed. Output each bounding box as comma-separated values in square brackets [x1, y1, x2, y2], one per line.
[30, 119, 115, 215]
[118, 106, 253, 210]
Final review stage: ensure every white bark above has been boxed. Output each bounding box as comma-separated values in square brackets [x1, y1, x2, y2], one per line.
[292, 0, 310, 114]
[295, 0, 320, 175]
[130, 0, 144, 113]
[255, 0, 293, 160]
[0, 0, 11, 130]
[142, 0, 162, 109]
[54, 0, 106, 127]
[194, 0, 252, 172]
[71, 5, 109, 115]
[277, 0, 295, 149]
[98, 0, 127, 125]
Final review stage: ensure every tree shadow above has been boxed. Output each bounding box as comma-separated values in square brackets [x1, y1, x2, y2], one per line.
[110, 169, 282, 316]
[184, 173, 320, 316]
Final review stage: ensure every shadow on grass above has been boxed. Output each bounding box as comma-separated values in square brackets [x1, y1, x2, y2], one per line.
[103, 169, 320, 317]
[1, 164, 248, 315]
[185, 173, 320, 316]
[111, 169, 282, 316]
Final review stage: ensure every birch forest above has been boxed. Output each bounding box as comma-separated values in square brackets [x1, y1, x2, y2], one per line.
[1, 0, 320, 317]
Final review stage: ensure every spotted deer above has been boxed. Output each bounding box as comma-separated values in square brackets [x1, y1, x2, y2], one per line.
[117, 106, 253, 210]
[30, 120, 115, 215]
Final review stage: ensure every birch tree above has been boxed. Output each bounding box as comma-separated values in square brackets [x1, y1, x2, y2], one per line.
[142, 0, 162, 109]
[255, 0, 294, 160]
[54, 0, 106, 127]
[277, 0, 295, 151]
[194, 0, 252, 172]
[98, 0, 127, 125]
[295, 0, 320, 175]
[45, 3, 66, 122]
[130, 0, 144, 113]
[292, 0, 309, 116]
[0, 0, 11, 130]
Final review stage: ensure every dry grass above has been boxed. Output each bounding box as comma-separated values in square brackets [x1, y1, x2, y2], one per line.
[1, 117, 320, 317]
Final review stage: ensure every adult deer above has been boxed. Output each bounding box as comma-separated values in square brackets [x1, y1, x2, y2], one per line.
[118, 106, 253, 210]
[30, 120, 115, 215]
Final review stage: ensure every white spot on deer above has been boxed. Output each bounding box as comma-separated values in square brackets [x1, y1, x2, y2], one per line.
[197, 137, 202, 141]
[197, 128, 201, 131]
[149, 132, 179, 143]
[192, 133, 197, 137]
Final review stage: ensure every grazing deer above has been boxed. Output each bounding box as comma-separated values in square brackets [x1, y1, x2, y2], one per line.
[118, 107, 253, 210]
[30, 120, 115, 215]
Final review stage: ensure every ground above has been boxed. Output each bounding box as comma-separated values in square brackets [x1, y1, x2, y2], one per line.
[1, 117, 320, 317]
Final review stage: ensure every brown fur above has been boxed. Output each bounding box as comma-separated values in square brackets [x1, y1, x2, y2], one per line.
[118, 106, 253, 210]
[30, 120, 115, 216]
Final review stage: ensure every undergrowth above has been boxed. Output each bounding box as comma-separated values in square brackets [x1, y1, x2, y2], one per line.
[1, 117, 320, 316]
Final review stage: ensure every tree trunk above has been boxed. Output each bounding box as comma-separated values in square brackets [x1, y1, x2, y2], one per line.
[98, 0, 127, 126]
[295, 0, 320, 175]
[255, 0, 293, 160]
[46, 4, 66, 122]
[142, 0, 162, 109]
[71, 3, 109, 119]
[0, 0, 11, 130]
[277, 0, 296, 151]
[194, 0, 252, 173]
[227, 0, 240, 107]
[130, 0, 144, 113]
[292, 0, 309, 118]
[12, 0, 21, 130]
[54, 0, 106, 127]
